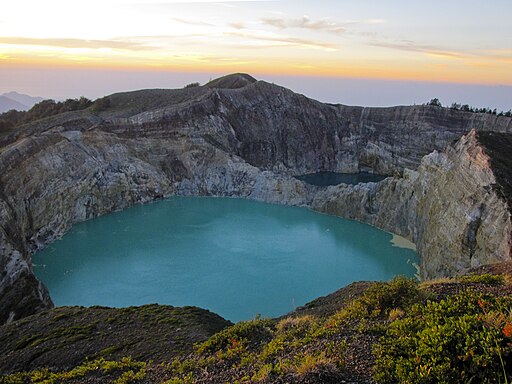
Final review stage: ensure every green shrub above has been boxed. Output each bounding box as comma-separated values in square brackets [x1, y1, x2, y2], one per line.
[458, 273, 505, 285]
[374, 290, 512, 383]
[364, 276, 425, 315]
[195, 317, 273, 355]
[91, 96, 111, 112]
[0, 357, 146, 384]
[340, 276, 425, 322]
[260, 316, 320, 361]
[168, 313, 346, 383]
[0, 97, 93, 132]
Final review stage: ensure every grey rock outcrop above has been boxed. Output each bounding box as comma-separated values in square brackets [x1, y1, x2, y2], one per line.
[415, 130, 512, 277]
[0, 73, 511, 323]
[312, 130, 512, 279]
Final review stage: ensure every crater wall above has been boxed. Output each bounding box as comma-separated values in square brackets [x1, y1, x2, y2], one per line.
[1, 74, 511, 323]
[312, 130, 512, 279]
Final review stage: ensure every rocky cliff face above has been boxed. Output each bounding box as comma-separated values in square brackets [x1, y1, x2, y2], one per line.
[413, 130, 512, 277]
[0, 73, 511, 323]
[0, 127, 310, 323]
[312, 130, 512, 279]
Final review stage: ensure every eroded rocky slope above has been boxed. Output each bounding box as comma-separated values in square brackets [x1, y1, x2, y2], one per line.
[313, 130, 512, 278]
[0, 73, 511, 323]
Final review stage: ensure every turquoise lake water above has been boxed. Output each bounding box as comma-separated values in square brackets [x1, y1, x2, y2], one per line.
[33, 197, 418, 322]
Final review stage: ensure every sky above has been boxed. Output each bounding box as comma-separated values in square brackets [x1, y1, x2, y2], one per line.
[1, 0, 511, 109]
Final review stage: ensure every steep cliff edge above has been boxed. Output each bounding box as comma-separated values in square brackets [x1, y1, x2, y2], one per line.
[413, 130, 512, 277]
[0, 74, 511, 323]
[313, 130, 512, 278]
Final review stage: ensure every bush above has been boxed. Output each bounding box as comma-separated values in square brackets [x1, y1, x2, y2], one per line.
[0, 109, 25, 132]
[195, 317, 273, 355]
[374, 290, 512, 383]
[427, 98, 442, 107]
[360, 276, 424, 317]
[458, 273, 505, 285]
[0, 97, 93, 132]
[170, 312, 346, 383]
[1, 357, 146, 384]
[91, 96, 111, 112]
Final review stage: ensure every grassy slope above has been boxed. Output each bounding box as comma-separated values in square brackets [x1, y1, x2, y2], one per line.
[0, 305, 230, 374]
[2, 266, 512, 384]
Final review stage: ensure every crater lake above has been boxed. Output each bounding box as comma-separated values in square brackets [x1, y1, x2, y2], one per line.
[33, 197, 418, 321]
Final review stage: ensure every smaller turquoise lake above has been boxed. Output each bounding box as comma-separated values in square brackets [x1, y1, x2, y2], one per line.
[33, 197, 418, 322]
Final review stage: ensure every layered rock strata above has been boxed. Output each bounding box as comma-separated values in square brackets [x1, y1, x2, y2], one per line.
[0, 74, 511, 323]
[312, 130, 512, 278]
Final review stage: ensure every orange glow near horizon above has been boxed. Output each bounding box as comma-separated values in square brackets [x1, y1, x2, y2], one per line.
[1, 0, 511, 101]
[1, 52, 511, 86]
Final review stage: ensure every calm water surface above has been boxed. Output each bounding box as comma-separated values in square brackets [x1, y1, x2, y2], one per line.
[33, 197, 417, 321]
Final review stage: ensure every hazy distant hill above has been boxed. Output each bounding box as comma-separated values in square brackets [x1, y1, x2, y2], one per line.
[0, 96, 27, 113]
[0, 92, 43, 113]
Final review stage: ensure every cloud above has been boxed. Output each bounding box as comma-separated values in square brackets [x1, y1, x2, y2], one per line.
[229, 22, 247, 30]
[370, 40, 468, 59]
[261, 16, 346, 34]
[133, 0, 275, 3]
[261, 16, 387, 35]
[369, 40, 512, 65]
[485, 49, 512, 56]
[225, 31, 337, 50]
[171, 17, 213, 26]
[478, 49, 512, 63]
[0, 36, 153, 51]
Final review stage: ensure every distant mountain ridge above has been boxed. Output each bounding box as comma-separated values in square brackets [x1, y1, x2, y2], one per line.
[0, 96, 27, 113]
[0, 91, 43, 113]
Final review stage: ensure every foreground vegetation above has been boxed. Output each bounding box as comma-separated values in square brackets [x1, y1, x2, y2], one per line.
[1, 271, 512, 383]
